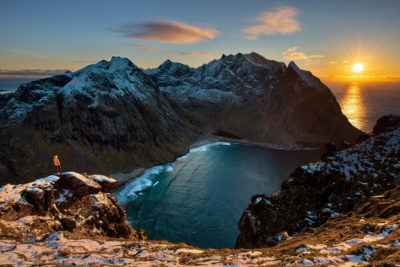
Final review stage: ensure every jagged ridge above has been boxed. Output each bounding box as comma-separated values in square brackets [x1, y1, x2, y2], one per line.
[149, 52, 362, 147]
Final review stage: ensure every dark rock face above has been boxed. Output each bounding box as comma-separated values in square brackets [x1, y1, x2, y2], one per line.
[235, 116, 400, 248]
[0, 172, 143, 240]
[373, 115, 400, 134]
[0, 57, 199, 185]
[149, 52, 362, 147]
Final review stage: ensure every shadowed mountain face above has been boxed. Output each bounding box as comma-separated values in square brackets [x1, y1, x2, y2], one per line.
[0, 53, 361, 185]
[148, 52, 362, 147]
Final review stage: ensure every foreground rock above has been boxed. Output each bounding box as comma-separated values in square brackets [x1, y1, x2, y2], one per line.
[149, 52, 362, 147]
[0, 172, 145, 240]
[236, 115, 400, 249]
[1, 176, 400, 265]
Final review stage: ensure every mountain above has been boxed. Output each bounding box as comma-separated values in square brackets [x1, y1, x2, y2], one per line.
[0, 53, 362, 185]
[236, 115, 400, 249]
[148, 52, 362, 147]
[0, 57, 199, 185]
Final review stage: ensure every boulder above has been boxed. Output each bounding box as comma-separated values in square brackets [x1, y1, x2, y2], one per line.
[89, 175, 118, 193]
[60, 216, 77, 231]
[56, 172, 102, 197]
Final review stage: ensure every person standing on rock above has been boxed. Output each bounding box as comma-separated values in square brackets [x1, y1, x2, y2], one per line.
[53, 155, 61, 174]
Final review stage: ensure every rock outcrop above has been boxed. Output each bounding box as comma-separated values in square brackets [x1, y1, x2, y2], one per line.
[236, 115, 400, 249]
[149, 52, 362, 147]
[0, 171, 145, 240]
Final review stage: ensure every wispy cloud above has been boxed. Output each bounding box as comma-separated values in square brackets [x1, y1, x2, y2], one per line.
[242, 6, 301, 39]
[179, 52, 220, 59]
[0, 69, 69, 78]
[117, 20, 220, 44]
[282, 47, 324, 61]
[128, 43, 158, 52]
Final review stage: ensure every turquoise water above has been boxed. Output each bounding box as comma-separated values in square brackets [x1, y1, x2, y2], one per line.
[116, 142, 320, 249]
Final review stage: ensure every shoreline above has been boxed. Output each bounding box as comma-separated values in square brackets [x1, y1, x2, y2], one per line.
[113, 134, 321, 191]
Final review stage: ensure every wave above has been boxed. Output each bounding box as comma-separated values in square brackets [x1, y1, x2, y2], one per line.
[189, 142, 231, 153]
[116, 165, 169, 204]
[116, 142, 232, 204]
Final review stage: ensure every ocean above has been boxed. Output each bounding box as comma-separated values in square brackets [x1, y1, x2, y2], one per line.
[327, 81, 400, 133]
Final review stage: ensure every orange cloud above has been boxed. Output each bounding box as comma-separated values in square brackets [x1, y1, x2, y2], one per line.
[128, 43, 157, 52]
[282, 47, 324, 61]
[242, 6, 301, 39]
[118, 20, 220, 44]
[179, 52, 220, 59]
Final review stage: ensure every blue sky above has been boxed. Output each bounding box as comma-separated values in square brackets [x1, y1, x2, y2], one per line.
[1, 0, 399, 79]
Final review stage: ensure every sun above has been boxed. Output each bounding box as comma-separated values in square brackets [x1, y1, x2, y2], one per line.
[352, 63, 364, 73]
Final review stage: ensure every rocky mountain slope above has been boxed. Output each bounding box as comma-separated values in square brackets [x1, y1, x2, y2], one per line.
[1, 170, 400, 265]
[0, 57, 199, 185]
[236, 115, 400, 249]
[149, 52, 361, 147]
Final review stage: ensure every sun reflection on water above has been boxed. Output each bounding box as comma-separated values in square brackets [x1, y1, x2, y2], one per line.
[341, 83, 366, 131]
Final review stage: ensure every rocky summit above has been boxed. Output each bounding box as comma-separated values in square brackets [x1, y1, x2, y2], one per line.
[0, 172, 145, 241]
[149, 52, 362, 147]
[236, 115, 400, 249]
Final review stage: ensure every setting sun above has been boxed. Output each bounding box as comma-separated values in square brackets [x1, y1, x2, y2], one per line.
[352, 63, 364, 73]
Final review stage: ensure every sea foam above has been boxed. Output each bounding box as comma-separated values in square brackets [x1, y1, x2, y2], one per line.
[116, 142, 232, 204]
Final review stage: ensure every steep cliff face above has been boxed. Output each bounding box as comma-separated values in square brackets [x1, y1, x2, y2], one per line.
[0, 57, 199, 185]
[149, 52, 362, 147]
[236, 115, 400, 249]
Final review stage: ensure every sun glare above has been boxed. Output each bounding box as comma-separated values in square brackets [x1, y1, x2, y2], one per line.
[352, 63, 364, 73]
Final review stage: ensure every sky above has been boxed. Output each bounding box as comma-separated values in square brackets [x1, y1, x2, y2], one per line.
[1, 0, 400, 81]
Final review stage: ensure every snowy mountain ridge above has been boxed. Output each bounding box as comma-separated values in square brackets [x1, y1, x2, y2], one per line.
[1, 56, 159, 126]
[149, 52, 362, 147]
